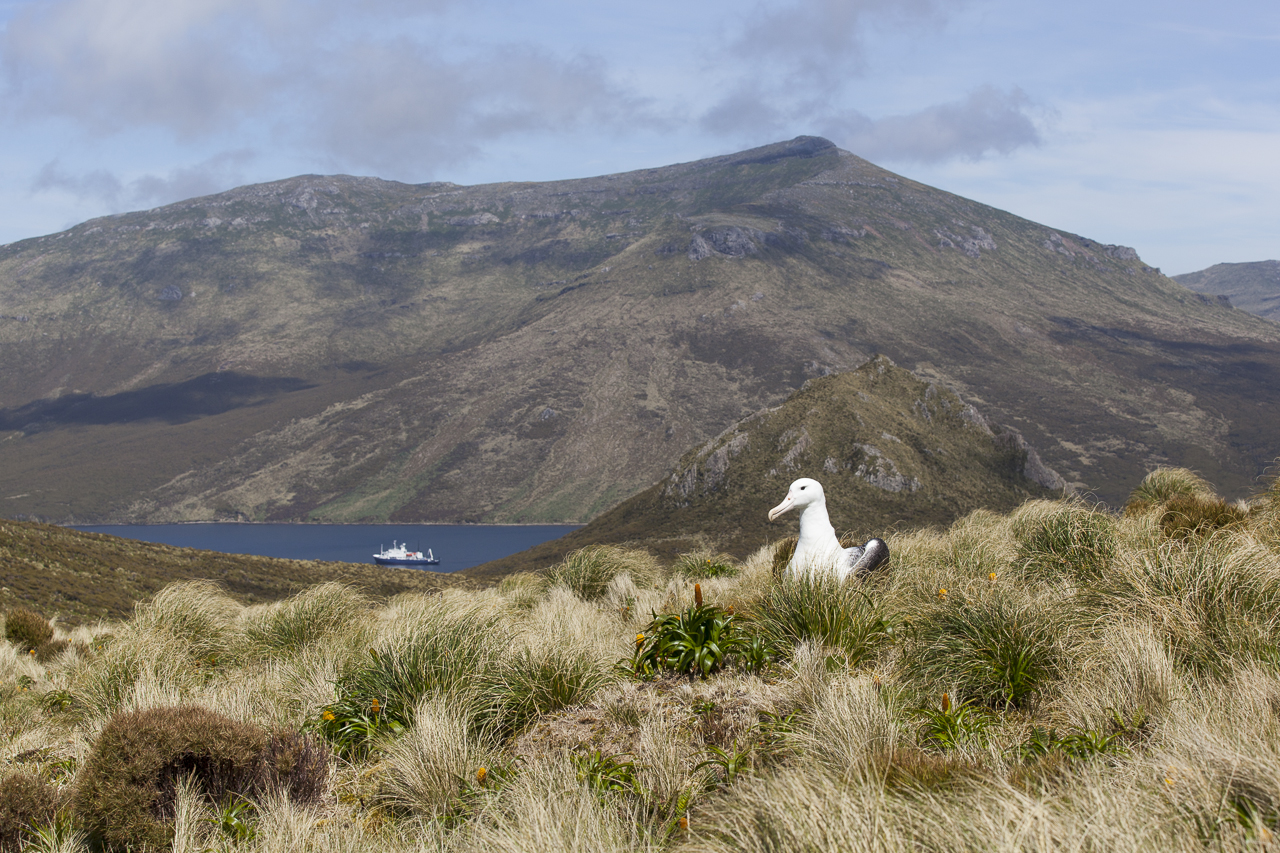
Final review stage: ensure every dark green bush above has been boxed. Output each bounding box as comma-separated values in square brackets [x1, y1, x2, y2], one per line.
[0, 772, 61, 853]
[4, 607, 54, 652]
[74, 705, 328, 850]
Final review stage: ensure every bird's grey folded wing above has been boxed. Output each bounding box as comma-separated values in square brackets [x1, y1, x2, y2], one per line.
[852, 539, 890, 575]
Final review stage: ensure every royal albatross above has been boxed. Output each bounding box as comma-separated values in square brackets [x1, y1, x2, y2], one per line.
[768, 477, 889, 580]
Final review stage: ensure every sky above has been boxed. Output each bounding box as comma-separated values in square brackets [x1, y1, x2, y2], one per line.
[1, 0, 1276, 275]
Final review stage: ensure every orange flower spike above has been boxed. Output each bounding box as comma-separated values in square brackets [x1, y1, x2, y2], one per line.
[941, 693, 951, 713]
[476, 766, 488, 784]
[679, 816, 689, 832]
[938, 588, 948, 600]
[371, 697, 381, 714]
[635, 633, 645, 650]
[694, 583, 703, 607]
[322, 710, 336, 721]
[988, 572, 997, 582]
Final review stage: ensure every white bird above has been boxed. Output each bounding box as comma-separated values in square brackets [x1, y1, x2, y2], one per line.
[767, 477, 889, 581]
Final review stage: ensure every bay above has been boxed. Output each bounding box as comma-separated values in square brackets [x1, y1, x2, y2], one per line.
[70, 523, 580, 574]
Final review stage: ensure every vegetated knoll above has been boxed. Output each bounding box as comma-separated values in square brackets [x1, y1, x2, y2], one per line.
[464, 357, 1061, 579]
[0, 518, 463, 625]
[3, 136, 1280, 524]
[1174, 260, 1280, 322]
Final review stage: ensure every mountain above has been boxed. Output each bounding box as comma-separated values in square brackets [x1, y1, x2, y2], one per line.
[463, 356, 1061, 578]
[1174, 261, 1280, 323]
[2, 136, 1279, 524]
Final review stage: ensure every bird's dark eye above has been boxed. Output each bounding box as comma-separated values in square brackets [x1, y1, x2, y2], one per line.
[799, 485, 807, 490]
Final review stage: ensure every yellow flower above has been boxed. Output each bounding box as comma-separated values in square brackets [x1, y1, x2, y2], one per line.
[938, 588, 948, 599]
[635, 633, 645, 649]
[371, 698, 381, 713]
[988, 572, 997, 582]
[322, 710, 336, 721]
[679, 816, 689, 831]
[476, 767, 488, 784]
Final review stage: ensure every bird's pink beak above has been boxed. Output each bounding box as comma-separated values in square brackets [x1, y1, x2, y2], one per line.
[768, 494, 793, 522]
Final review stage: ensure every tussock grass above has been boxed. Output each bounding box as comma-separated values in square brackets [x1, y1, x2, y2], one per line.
[13, 465, 1280, 851]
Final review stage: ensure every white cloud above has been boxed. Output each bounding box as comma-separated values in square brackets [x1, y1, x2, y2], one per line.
[32, 150, 255, 209]
[826, 86, 1042, 163]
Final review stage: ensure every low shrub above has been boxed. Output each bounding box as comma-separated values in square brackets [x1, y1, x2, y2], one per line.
[33, 638, 69, 664]
[73, 705, 328, 850]
[4, 607, 54, 652]
[0, 773, 61, 853]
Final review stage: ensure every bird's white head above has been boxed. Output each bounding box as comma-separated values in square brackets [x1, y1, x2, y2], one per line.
[768, 477, 826, 521]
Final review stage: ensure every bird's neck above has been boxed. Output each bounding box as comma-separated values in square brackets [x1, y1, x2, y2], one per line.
[796, 502, 836, 549]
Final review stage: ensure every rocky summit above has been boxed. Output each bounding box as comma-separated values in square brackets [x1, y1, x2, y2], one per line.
[1, 137, 1278, 524]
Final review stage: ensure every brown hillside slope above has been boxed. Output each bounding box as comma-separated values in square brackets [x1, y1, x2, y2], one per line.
[463, 357, 1059, 579]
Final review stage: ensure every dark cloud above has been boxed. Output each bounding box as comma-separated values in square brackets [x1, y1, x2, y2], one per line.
[32, 150, 255, 209]
[826, 86, 1042, 163]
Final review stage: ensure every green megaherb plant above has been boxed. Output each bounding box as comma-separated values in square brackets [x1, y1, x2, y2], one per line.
[571, 749, 641, 796]
[630, 597, 745, 679]
[911, 693, 992, 751]
[206, 794, 258, 843]
[312, 693, 404, 761]
[696, 744, 753, 789]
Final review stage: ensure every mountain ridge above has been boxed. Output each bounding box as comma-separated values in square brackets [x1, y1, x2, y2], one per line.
[2, 137, 1278, 524]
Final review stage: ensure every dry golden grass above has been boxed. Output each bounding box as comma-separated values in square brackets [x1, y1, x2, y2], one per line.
[8, 467, 1280, 851]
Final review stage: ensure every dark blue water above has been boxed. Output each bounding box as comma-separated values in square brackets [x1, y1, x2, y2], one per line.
[70, 524, 580, 573]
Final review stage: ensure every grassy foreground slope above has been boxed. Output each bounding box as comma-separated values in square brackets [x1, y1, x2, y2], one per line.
[4, 466, 1280, 851]
[0, 519, 463, 625]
